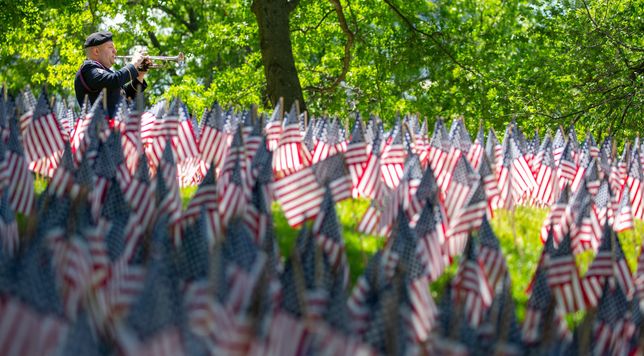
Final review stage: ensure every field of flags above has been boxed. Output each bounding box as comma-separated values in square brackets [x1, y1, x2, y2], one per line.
[1, 85, 644, 355]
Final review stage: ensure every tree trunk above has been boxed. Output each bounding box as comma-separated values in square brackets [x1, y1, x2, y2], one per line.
[251, 0, 305, 111]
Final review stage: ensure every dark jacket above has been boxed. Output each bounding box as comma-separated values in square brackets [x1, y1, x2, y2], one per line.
[74, 60, 147, 118]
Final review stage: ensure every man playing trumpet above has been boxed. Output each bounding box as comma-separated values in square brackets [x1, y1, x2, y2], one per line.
[74, 31, 148, 117]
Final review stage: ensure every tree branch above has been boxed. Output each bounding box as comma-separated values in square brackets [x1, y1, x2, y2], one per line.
[527, 92, 632, 121]
[304, 0, 355, 94]
[292, 9, 334, 34]
[382, 0, 486, 80]
[581, 0, 644, 53]
[156, 4, 197, 34]
[147, 31, 162, 51]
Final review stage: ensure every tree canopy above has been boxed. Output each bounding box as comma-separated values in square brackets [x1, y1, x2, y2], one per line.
[0, 0, 641, 136]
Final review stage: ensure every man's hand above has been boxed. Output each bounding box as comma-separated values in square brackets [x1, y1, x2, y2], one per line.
[130, 51, 145, 69]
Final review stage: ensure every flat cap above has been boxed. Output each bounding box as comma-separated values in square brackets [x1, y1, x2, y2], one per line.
[83, 31, 113, 48]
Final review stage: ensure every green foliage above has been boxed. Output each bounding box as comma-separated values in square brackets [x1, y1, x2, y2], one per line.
[0, 0, 641, 134]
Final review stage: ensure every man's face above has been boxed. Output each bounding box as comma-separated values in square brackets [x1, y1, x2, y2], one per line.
[94, 41, 117, 68]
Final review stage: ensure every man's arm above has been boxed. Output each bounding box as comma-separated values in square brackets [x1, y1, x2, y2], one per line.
[81, 63, 140, 91]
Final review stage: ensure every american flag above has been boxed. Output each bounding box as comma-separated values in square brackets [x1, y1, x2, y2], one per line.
[546, 232, 587, 313]
[345, 116, 369, 197]
[477, 216, 508, 293]
[123, 153, 155, 250]
[451, 235, 493, 328]
[540, 185, 569, 245]
[21, 88, 65, 164]
[466, 126, 485, 171]
[448, 118, 472, 153]
[146, 100, 181, 176]
[273, 154, 350, 227]
[446, 178, 488, 258]
[312, 189, 349, 286]
[0, 192, 18, 256]
[557, 141, 578, 191]
[198, 102, 230, 178]
[184, 166, 221, 248]
[613, 185, 634, 232]
[386, 210, 437, 343]
[311, 119, 346, 165]
[265, 100, 283, 152]
[16, 86, 37, 134]
[0, 134, 8, 195]
[582, 223, 634, 308]
[571, 143, 591, 192]
[496, 135, 537, 209]
[590, 178, 613, 238]
[552, 127, 566, 166]
[177, 207, 211, 282]
[522, 265, 571, 345]
[625, 149, 644, 220]
[243, 113, 264, 165]
[379, 123, 406, 190]
[427, 119, 451, 187]
[121, 240, 185, 355]
[444, 155, 476, 218]
[222, 219, 266, 313]
[246, 139, 274, 244]
[413, 119, 430, 167]
[524, 130, 540, 177]
[591, 280, 631, 355]
[0, 298, 69, 356]
[90, 138, 117, 222]
[173, 102, 201, 187]
[376, 154, 423, 235]
[5, 116, 34, 215]
[533, 135, 559, 206]
[477, 152, 499, 214]
[485, 128, 503, 176]
[414, 196, 448, 282]
[218, 128, 250, 225]
[273, 103, 307, 176]
[155, 143, 183, 245]
[355, 133, 384, 200]
[71, 94, 107, 166]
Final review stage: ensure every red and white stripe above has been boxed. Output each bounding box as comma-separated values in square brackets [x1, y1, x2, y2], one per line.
[22, 112, 65, 163]
[546, 253, 587, 313]
[445, 200, 487, 258]
[6, 151, 34, 215]
[380, 143, 406, 190]
[273, 124, 307, 176]
[452, 257, 493, 327]
[533, 161, 559, 207]
[0, 298, 69, 356]
[613, 187, 634, 232]
[626, 174, 644, 220]
[355, 152, 383, 200]
[273, 168, 325, 227]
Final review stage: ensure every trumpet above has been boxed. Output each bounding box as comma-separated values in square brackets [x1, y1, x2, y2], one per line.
[116, 52, 186, 70]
